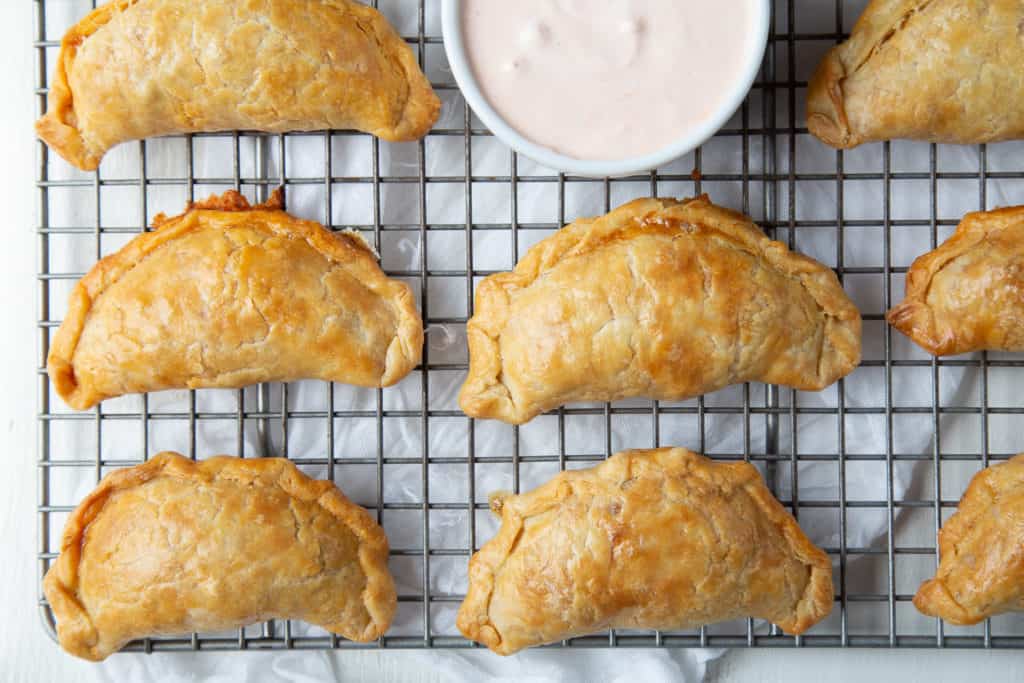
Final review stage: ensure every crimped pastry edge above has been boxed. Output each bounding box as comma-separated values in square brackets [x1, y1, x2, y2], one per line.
[886, 205, 1024, 355]
[456, 447, 834, 655]
[33, 0, 440, 171]
[34, 0, 136, 170]
[46, 189, 423, 409]
[806, 44, 855, 149]
[912, 454, 1024, 624]
[459, 195, 862, 424]
[42, 452, 397, 661]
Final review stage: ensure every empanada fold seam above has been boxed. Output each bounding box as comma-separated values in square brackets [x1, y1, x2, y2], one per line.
[309, 489, 395, 641]
[456, 514, 524, 653]
[43, 451, 173, 660]
[34, 0, 137, 171]
[460, 280, 518, 422]
[391, 39, 442, 141]
[806, 47, 854, 148]
[381, 284, 424, 387]
[456, 478, 569, 654]
[339, 4, 440, 140]
[913, 577, 975, 624]
[742, 479, 833, 633]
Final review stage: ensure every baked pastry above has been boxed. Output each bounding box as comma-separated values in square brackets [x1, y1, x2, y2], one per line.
[457, 447, 834, 654]
[36, 0, 440, 171]
[48, 189, 422, 410]
[914, 454, 1024, 624]
[459, 196, 861, 424]
[43, 452, 396, 661]
[887, 206, 1024, 355]
[807, 0, 1024, 148]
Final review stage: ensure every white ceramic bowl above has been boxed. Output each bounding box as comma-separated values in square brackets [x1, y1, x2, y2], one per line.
[441, 0, 771, 178]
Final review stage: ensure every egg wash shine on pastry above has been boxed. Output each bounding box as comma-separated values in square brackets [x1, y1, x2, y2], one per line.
[461, 0, 760, 161]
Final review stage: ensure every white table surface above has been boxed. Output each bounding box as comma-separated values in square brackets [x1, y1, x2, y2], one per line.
[4, 3, 1024, 681]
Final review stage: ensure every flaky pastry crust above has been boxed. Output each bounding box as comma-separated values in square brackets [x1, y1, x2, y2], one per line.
[43, 452, 396, 661]
[457, 448, 834, 654]
[47, 189, 423, 410]
[36, 0, 440, 170]
[914, 454, 1024, 625]
[887, 206, 1024, 356]
[459, 196, 861, 424]
[807, 0, 1024, 148]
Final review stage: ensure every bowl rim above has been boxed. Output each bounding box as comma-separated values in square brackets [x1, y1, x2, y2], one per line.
[440, 0, 772, 178]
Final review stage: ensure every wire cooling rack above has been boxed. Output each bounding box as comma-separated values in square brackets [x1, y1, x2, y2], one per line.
[34, 0, 1024, 653]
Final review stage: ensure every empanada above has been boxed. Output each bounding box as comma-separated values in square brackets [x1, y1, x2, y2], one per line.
[457, 447, 834, 654]
[44, 452, 395, 661]
[807, 0, 1024, 148]
[887, 206, 1024, 356]
[459, 196, 861, 425]
[914, 454, 1024, 625]
[36, 0, 440, 171]
[48, 189, 423, 410]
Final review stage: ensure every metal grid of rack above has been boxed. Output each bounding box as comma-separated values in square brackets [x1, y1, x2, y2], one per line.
[35, 0, 1024, 652]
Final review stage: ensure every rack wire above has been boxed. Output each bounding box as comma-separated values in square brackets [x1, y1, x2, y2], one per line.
[34, 0, 1024, 653]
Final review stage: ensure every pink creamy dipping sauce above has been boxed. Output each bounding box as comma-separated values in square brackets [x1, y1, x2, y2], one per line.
[461, 0, 760, 162]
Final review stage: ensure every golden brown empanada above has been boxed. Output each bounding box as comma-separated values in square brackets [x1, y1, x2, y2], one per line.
[48, 189, 423, 410]
[36, 0, 440, 171]
[44, 452, 395, 661]
[914, 454, 1024, 625]
[887, 206, 1024, 356]
[457, 448, 834, 654]
[807, 0, 1024, 148]
[459, 196, 861, 425]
